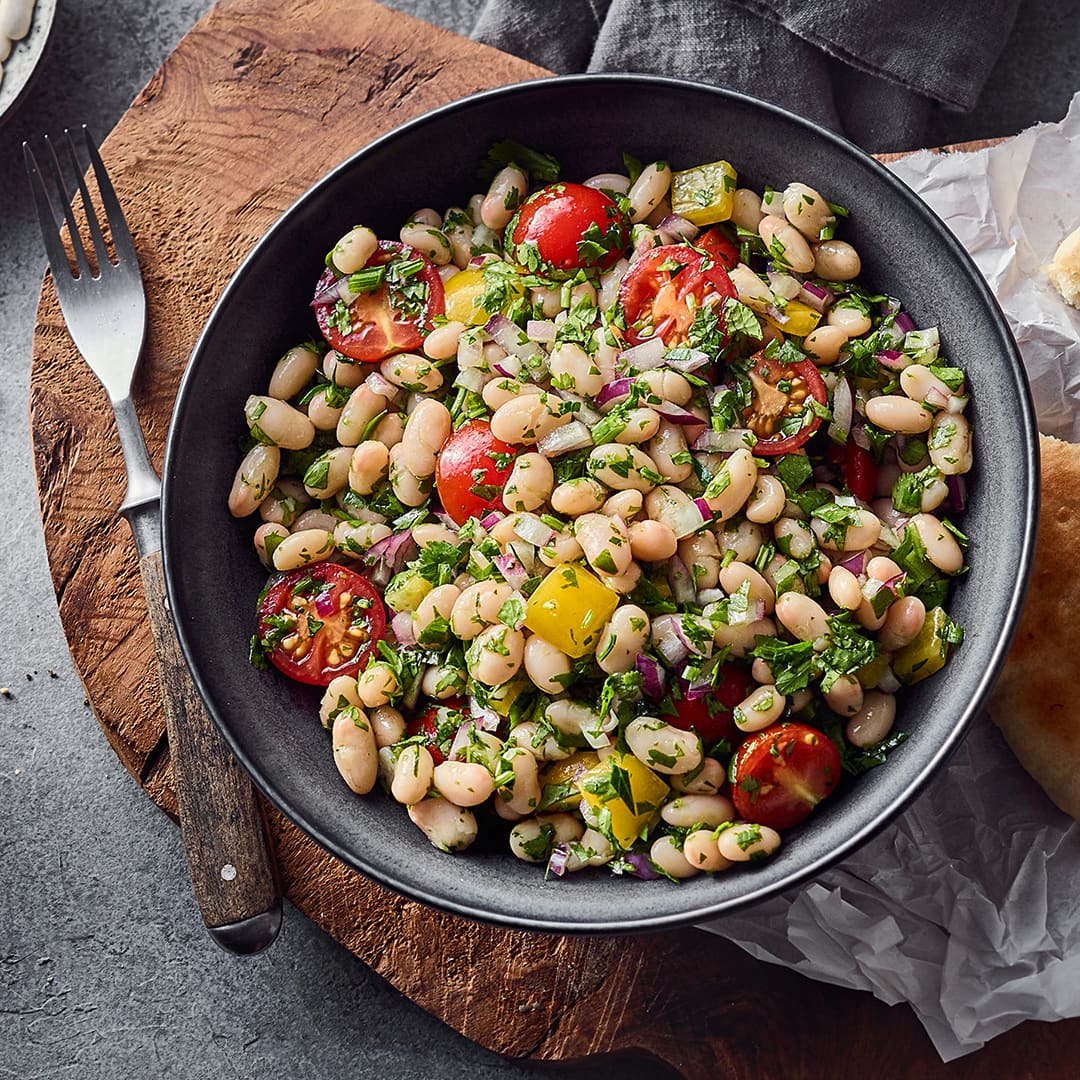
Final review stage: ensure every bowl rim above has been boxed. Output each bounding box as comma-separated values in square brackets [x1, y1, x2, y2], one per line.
[162, 71, 1040, 934]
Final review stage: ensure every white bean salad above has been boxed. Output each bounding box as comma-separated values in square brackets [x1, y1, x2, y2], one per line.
[231, 141, 971, 880]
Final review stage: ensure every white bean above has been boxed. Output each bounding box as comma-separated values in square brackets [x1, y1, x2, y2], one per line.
[587, 443, 663, 493]
[306, 388, 345, 431]
[522, 634, 573, 694]
[728, 263, 773, 309]
[910, 513, 964, 572]
[503, 453, 554, 513]
[733, 685, 786, 732]
[324, 350, 366, 388]
[828, 565, 863, 610]
[549, 342, 604, 397]
[649, 836, 699, 879]
[506, 720, 569, 762]
[399, 222, 452, 264]
[254, 522, 289, 567]
[370, 705, 405, 748]
[629, 519, 678, 561]
[703, 448, 759, 520]
[782, 183, 833, 240]
[481, 165, 527, 229]
[381, 353, 443, 394]
[550, 477, 607, 517]
[348, 440, 390, 495]
[812, 239, 861, 281]
[775, 591, 830, 642]
[713, 616, 776, 659]
[450, 581, 513, 640]
[303, 446, 352, 499]
[575, 513, 633, 577]
[423, 320, 466, 361]
[596, 604, 650, 675]
[866, 395, 933, 435]
[356, 661, 400, 708]
[229, 444, 280, 517]
[812, 506, 881, 552]
[731, 188, 766, 232]
[490, 392, 568, 445]
[928, 412, 973, 475]
[332, 704, 377, 795]
[328, 225, 378, 274]
[408, 798, 477, 852]
[671, 758, 726, 795]
[716, 822, 781, 862]
[271, 528, 335, 571]
[495, 746, 542, 818]
[745, 474, 786, 523]
[803, 324, 849, 365]
[846, 691, 897, 748]
[637, 369, 692, 405]
[661, 794, 736, 829]
[334, 520, 390, 556]
[388, 443, 428, 508]
[678, 530, 721, 590]
[614, 408, 662, 445]
[269, 344, 320, 400]
[826, 305, 872, 337]
[758, 215, 815, 273]
[879, 595, 927, 650]
[391, 744, 435, 805]
[718, 561, 775, 614]
[467, 624, 525, 686]
[647, 421, 693, 483]
[245, 395, 315, 450]
[602, 489, 643, 520]
[413, 583, 461, 642]
[824, 674, 863, 717]
[627, 161, 672, 224]
[336, 384, 391, 446]
[717, 518, 765, 562]
[432, 761, 494, 807]
[625, 717, 702, 775]
[683, 830, 733, 872]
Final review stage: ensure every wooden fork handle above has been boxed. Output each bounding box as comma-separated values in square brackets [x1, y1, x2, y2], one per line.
[138, 547, 282, 954]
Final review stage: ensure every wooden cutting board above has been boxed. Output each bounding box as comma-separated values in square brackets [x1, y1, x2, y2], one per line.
[27, 0, 1080, 1074]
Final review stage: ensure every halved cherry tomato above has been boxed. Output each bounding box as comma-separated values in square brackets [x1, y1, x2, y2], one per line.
[434, 419, 518, 526]
[256, 563, 386, 686]
[827, 439, 878, 502]
[619, 244, 737, 346]
[405, 699, 466, 765]
[696, 227, 739, 271]
[506, 182, 628, 276]
[313, 241, 445, 363]
[741, 348, 829, 455]
[669, 664, 754, 746]
[729, 721, 842, 829]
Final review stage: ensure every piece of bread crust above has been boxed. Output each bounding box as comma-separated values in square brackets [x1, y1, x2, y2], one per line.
[989, 434, 1080, 819]
[1044, 224, 1080, 309]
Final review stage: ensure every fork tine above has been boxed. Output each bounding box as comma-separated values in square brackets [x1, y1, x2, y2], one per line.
[22, 142, 77, 283]
[61, 127, 113, 272]
[40, 133, 94, 280]
[80, 125, 138, 266]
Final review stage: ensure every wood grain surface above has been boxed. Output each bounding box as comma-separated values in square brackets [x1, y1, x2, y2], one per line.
[27, 0, 1080, 1074]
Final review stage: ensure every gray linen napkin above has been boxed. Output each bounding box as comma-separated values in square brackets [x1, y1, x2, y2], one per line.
[392, 0, 1021, 152]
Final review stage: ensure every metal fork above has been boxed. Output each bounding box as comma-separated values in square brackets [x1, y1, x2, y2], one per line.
[25, 127, 281, 955]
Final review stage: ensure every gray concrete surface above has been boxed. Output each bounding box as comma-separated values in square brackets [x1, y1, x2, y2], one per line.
[1, 2, 1077, 1078]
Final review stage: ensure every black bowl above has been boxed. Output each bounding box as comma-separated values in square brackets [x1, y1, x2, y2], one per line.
[162, 74, 1038, 933]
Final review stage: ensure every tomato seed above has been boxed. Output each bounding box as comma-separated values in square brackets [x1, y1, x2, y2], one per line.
[340, 642, 355, 658]
[327, 648, 341, 666]
[339, 591, 352, 607]
[281, 634, 300, 652]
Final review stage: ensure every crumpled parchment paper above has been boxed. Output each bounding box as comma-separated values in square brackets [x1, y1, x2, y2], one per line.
[698, 91, 1080, 1062]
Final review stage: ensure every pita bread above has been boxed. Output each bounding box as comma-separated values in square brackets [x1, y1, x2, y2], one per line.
[990, 434, 1080, 819]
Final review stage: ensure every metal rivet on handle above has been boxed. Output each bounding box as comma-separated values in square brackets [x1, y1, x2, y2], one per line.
[220, 863, 237, 881]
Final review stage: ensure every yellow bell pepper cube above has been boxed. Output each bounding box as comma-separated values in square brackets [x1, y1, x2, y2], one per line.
[578, 751, 669, 850]
[893, 606, 953, 685]
[486, 678, 529, 718]
[671, 160, 737, 226]
[442, 266, 524, 325]
[539, 751, 601, 812]
[763, 298, 822, 337]
[523, 563, 619, 658]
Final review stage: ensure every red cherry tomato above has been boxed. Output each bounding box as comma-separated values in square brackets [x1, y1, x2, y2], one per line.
[313, 241, 445, 363]
[506, 182, 628, 276]
[729, 721, 843, 829]
[619, 244, 737, 347]
[256, 564, 386, 686]
[434, 420, 519, 526]
[741, 348, 829, 455]
[696, 227, 740, 270]
[825, 439, 877, 501]
[669, 664, 754, 745]
[404, 700, 466, 765]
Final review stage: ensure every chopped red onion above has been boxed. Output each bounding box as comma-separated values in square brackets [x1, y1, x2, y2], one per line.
[550, 390, 603, 428]
[851, 418, 871, 452]
[765, 303, 789, 325]
[366, 371, 401, 400]
[457, 334, 484, 370]
[668, 497, 713, 540]
[947, 394, 970, 415]
[651, 614, 690, 667]
[839, 551, 868, 576]
[692, 428, 752, 453]
[728, 597, 767, 626]
[618, 336, 666, 371]
[391, 611, 416, 646]
[828, 377, 853, 444]
[947, 473, 967, 511]
[492, 360, 520, 379]
[596, 378, 635, 409]
[666, 557, 697, 605]
[767, 271, 802, 301]
[526, 319, 557, 343]
[346, 505, 387, 525]
[619, 853, 661, 880]
[311, 274, 358, 307]
[453, 366, 486, 392]
[663, 348, 711, 373]
[485, 314, 544, 365]
[537, 420, 593, 457]
[874, 350, 907, 371]
[635, 654, 667, 701]
[653, 401, 702, 426]
[925, 385, 951, 411]
[468, 697, 501, 731]
[314, 590, 337, 617]
[895, 311, 917, 335]
[479, 510, 503, 530]
[655, 213, 700, 242]
[494, 551, 529, 589]
[547, 844, 570, 878]
[798, 281, 833, 312]
[366, 531, 418, 573]
[514, 514, 557, 548]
